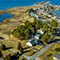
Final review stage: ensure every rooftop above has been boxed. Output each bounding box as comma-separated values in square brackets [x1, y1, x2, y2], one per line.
[53, 53, 60, 59]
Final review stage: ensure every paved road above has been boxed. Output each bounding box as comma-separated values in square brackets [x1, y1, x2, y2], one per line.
[0, 36, 59, 60]
[0, 44, 30, 59]
[28, 36, 59, 60]
[28, 43, 54, 60]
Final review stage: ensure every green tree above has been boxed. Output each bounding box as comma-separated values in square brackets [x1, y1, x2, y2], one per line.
[0, 51, 3, 57]
[24, 20, 32, 28]
[49, 13, 53, 15]
[5, 55, 12, 60]
[24, 28, 32, 39]
[5, 56, 8, 60]
[50, 19, 58, 32]
[17, 42, 23, 53]
[42, 33, 50, 43]
[27, 8, 33, 13]
[1, 44, 6, 50]
[8, 55, 12, 60]
[12, 29, 20, 38]
[42, 22, 49, 32]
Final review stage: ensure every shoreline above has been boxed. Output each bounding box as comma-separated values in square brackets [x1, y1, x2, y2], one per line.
[0, 1, 60, 40]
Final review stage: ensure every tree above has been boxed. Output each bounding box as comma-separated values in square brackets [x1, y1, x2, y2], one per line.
[42, 33, 50, 43]
[24, 20, 32, 28]
[50, 19, 58, 33]
[17, 42, 23, 53]
[12, 29, 20, 38]
[5, 56, 8, 60]
[49, 13, 53, 15]
[24, 28, 32, 39]
[1, 44, 6, 50]
[45, 15, 49, 18]
[50, 19, 58, 28]
[0, 51, 3, 57]
[8, 55, 12, 60]
[27, 8, 33, 13]
[42, 22, 49, 32]
[5, 55, 12, 60]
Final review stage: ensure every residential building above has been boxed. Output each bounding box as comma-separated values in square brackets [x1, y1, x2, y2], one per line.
[53, 53, 60, 60]
[26, 38, 40, 46]
[38, 28, 44, 34]
[35, 33, 41, 39]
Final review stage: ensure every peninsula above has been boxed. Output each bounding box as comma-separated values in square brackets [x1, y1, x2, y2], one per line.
[0, 1, 60, 60]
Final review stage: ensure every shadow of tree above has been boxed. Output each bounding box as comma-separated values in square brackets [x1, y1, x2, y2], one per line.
[23, 47, 31, 50]
[23, 50, 32, 53]
[6, 47, 13, 50]
[0, 37, 4, 39]
[48, 39, 60, 44]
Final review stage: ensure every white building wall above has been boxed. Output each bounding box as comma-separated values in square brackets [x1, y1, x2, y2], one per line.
[26, 42, 32, 46]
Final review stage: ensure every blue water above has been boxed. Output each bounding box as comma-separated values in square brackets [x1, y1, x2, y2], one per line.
[0, 0, 60, 22]
[54, 10, 60, 17]
[0, 0, 60, 10]
[0, 13, 15, 22]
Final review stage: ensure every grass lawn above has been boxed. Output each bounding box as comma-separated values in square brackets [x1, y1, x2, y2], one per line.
[1, 50, 14, 57]
[58, 23, 60, 26]
[39, 44, 60, 60]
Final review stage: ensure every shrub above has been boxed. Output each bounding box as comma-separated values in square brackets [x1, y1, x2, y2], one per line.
[55, 48, 60, 52]
[0, 50, 3, 57]
[1, 44, 6, 50]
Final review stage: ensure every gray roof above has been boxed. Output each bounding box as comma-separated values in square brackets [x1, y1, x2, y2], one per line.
[29, 38, 39, 45]
[53, 53, 60, 59]
[0, 58, 4, 60]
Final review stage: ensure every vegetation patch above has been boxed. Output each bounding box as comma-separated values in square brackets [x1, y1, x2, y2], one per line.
[55, 48, 60, 52]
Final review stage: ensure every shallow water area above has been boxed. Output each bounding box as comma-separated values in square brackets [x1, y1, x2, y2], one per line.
[0, 13, 15, 22]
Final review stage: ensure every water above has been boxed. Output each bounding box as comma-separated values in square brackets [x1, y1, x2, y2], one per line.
[54, 10, 60, 17]
[0, 0, 60, 10]
[0, 13, 15, 22]
[0, 0, 60, 22]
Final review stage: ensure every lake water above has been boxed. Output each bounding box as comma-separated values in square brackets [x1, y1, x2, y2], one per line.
[0, 13, 15, 22]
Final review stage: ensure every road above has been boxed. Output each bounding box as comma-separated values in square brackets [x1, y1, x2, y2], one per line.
[0, 43, 54, 60]
[0, 36, 59, 60]
[28, 43, 54, 60]
[28, 36, 59, 60]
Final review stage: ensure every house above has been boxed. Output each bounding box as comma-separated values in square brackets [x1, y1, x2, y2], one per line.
[38, 28, 44, 34]
[31, 28, 35, 33]
[0, 58, 4, 60]
[42, 8, 46, 12]
[52, 16, 58, 20]
[34, 33, 41, 39]
[38, 7, 41, 10]
[53, 53, 60, 60]
[26, 38, 40, 46]
[30, 12, 39, 19]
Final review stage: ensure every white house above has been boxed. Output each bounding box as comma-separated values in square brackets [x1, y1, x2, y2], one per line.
[30, 12, 39, 19]
[26, 38, 40, 46]
[34, 33, 41, 39]
[38, 28, 44, 34]
[53, 53, 60, 60]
